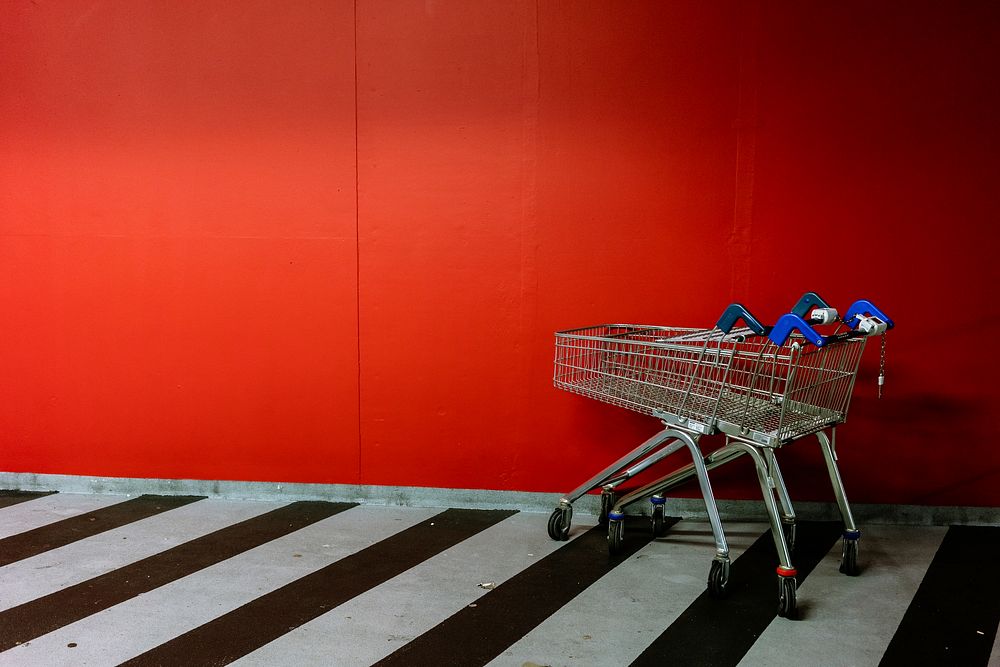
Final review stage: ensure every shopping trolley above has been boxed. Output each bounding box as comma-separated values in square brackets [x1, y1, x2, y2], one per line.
[548, 293, 893, 617]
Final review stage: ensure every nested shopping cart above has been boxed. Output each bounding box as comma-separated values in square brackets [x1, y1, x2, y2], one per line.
[547, 293, 893, 617]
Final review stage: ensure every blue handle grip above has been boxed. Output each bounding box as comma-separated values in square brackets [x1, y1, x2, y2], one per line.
[843, 300, 895, 330]
[769, 314, 827, 347]
[791, 292, 831, 318]
[716, 303, 767, 335]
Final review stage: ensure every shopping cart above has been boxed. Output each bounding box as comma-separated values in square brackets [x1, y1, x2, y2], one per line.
[548, 293, 893, 617]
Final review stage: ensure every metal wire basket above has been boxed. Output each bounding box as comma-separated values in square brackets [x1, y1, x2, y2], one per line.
[554, 321, 866, 447]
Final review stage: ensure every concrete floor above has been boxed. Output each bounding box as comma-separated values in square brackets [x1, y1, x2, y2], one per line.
[0, 491, 997, 666]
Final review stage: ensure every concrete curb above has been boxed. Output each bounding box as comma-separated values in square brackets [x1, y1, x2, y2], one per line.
[2, 471, 997, 526]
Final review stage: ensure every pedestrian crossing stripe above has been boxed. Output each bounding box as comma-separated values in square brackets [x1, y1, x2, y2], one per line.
[0, 491, 997, 666]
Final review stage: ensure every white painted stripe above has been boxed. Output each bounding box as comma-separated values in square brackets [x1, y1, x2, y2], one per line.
[486, 521, 768, 667]
[737, 525, 949, 667]
[0, 493, 124, 539]
[0, 498, 286, 612]
[0, 505, 442, 666]
[231, 510, 586, 667]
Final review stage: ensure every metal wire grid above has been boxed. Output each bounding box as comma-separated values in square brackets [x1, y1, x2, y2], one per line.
[553, 325, 750, 426]
[553, 324, 867, 445]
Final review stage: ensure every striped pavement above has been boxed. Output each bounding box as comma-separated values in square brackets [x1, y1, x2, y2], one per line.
[0, 491, 997, 666]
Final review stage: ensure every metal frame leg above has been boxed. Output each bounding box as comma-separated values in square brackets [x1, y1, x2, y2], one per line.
[610, 446, 745, 515]
[724, 441, 794, 569]
[817, 428, 857, 532]
[612, 428, 730, 560]
[818, 428, 862, 577]
[559, 428, 680, 506]
[763, 448, 795, 524]
[549, 427, 685, 541]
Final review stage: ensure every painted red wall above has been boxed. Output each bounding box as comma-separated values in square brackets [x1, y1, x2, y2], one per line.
[0, 1, 360, 482]
[2, 1, 998, 506]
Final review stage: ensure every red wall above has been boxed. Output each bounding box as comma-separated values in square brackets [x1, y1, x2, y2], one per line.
[2, 1, 998, 506]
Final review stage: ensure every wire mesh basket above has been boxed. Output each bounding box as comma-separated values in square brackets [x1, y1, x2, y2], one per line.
[553, 323, 866, 446]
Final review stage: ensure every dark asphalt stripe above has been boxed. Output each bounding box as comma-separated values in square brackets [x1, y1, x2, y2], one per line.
[879, 525, 1000, 667]
[375, 515, 668, 667]
[0, 500, 354, 651]
[121, 508, 517, 667]
[0, 494, 205, 567]
[630, 520, 843, 667]
[0, 490, 57, 509]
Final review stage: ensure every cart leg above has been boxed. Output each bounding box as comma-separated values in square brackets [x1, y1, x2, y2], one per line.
[817, 429, 857, 531]
[726, 441, 798, 618]
[736, 444, 793, 569]
[547, 428, 678, 541]
[676, 431, 734, 599]
[562, 428, 679, 504]
[817, 429, 861, 575]
[604, 428, 731, 567]
[612, 445, 746, 513]
[764, 447, 797, 553]
[636, 430, 729, 560]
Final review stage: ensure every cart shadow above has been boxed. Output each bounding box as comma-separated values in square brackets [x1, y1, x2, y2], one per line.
[651, 527, 766, 548]
[788, 600, 814, 621]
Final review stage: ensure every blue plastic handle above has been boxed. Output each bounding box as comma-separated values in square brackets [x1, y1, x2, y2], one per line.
[716, 303, 767, 336]
[768, 313, 826, 347]
[791, 292, 831, 318]
[843, 300, 895, 330]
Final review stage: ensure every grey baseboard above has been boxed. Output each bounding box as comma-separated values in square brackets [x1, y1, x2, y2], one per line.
[2, 471, 997, 526]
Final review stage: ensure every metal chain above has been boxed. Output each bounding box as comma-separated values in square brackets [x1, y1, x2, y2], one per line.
[878, 333, 886, 399]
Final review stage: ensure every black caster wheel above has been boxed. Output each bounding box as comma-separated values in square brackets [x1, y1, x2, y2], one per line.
[782, 521, 797, 554]
[650, 501, 666, 538]
[839, 535, 860, 576]
[708, 558, 730, 599]
[547, 506, 571, 541]
[598, 490, 616, 527]
[607, 514, 625, 556]
[777, 574, 797, 619]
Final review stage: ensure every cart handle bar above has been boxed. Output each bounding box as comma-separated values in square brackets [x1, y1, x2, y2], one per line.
[791, 291, 831, 318]
[843, 299, 895, 330]
[716, 303, 767, 336]
[769, 314, 828, 347]
[794, 292, 894, 331]
[771, 298, 895, 347]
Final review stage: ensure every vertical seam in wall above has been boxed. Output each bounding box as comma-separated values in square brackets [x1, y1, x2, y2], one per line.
[354, 0, 362, 484]
[730, 0, 761, 300]
[512, 0, 541, 486]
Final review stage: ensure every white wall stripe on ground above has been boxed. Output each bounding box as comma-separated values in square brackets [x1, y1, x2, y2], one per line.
[487, 521, 766, 667]
[0, 498, 286, 612]
[0, 505, 442, 666]
[0, 493, 123, 540]
[232, 511, 581, 667]
[737, 525, 948, 667]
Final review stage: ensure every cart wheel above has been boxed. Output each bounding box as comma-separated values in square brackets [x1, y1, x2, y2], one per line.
[607, 514, 625, 556]
[777, 574, 797, 619]
[839, 536, 860, 576]
[782, 521, 797, 555]
[547, 506, 571, 541]
[650, 504, 664, 538]
[650, 496, 667, 537]
[707, 558, 730, 599]
[598, 490, 615, 527]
